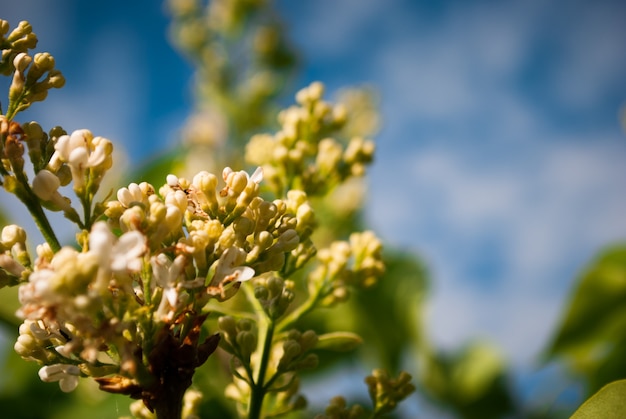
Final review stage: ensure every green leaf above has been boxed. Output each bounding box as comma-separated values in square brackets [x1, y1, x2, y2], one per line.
[0, 286, 21, 330]
[316, 332, 363, 352]
[420, 343, 516, 419]
[548, 245, 626, 355]
[545, 245, 626, 393]
[571, 379, 626, 419]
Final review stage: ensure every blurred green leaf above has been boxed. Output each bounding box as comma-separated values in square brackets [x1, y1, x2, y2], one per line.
[0, 286, 21, 330]
[546, 245, 626, 393]
[421, 343, 516, 419]
[316, 332, 363, 352]
[571, 379, 626, 419]
[349, 249, 428, 372]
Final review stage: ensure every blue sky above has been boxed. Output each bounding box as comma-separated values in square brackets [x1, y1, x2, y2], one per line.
[3, 0, 626, 400]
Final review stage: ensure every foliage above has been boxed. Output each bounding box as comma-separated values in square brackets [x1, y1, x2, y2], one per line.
[570, 379, 626, 419]
[546, 245, 626, 416]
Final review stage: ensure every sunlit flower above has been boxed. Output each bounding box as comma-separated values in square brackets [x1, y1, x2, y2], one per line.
[49, 129, 112, 191]
[207, 247, 255, 301]
[89, 222, 146, 273]
[31, 169, 72, 211]
[38, 363, 81, 392]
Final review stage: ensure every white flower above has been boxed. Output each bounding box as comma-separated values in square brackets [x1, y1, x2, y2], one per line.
[49, 129, 111, 191]
[32, 169, 72, 211]
[222, 166, 263, 185]
[207, 247, 255, 301]
[0, 254, 25, 277]
[211, 247, 255, 286]
[38, 363, 81, 392]
[152, 253, 186, 292]
[89, 222, 146, 273]
[117, 182, 148, 207]
[151, 253, 188, 322]
[1, 224, 26, 247]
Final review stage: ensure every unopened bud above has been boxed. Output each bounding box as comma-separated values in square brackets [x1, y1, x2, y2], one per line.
[2, 224, 26, 246]
[218, 316, 237, 337]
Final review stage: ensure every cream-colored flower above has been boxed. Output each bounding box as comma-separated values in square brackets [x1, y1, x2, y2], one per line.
[151, 253, 188, 322]
[207, 247, 255, 301]
[38, 363, 80, 392]
[49, 129, 112, 191]
[32, 169, 72, 211]
[89, 222, 146, 273]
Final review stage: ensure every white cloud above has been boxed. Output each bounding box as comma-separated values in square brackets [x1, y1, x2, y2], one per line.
[368, 137, 626, 365]
[349, 0, 626, 368]
[283, 0, 388, 57]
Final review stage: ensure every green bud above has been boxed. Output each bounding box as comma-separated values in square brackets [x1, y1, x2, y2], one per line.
[237, 318, 253, 332]
[295, 353, 318, 370]
[278, 340, 301, 371]
[299, 330, 318, 352]
[267, 276, 284, 296]
[287, 330, 301, 341]
[254, 285, 268, 300]
[218, 316, 237, 337]
[236, 330, 257, 358]
[269, 291, 291, 319]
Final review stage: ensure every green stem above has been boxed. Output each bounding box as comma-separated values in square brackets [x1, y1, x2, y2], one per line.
[248, 319, 275, 419]
[241, 283, 275, 419]
[6, 88, 30, 121]
[13, 180, 61, 252]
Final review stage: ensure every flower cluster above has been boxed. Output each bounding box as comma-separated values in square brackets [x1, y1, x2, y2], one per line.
[315, 370, 415, 419]
[0, 15, 415, 419]
[12, 165, 312, 413]
[245, 82, 376, 197]
[0, 224, 30, 287]
[1, 20, 64, 119]
[306, 231, 385, 307]
[167, 0, 297, 158]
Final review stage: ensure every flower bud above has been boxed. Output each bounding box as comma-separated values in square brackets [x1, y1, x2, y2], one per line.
[295, 353, 318, 370]
[236, 330, 257, 358]
[31, 169, 59, 200]
[13, 52, 31, 72]
[2, 224, 26, 246]
[7, 21, 33, 43]
[0, 20, 9, 36]
[299, 330, 318, 352]
[218, 315, 237, 337]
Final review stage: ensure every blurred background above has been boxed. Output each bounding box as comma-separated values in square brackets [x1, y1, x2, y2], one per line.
[1, 0, 626, 417]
